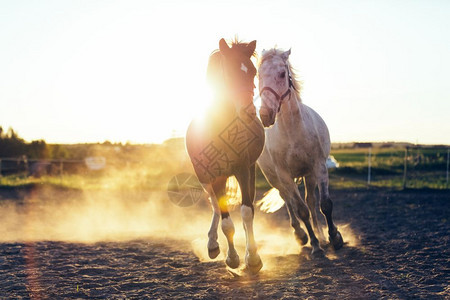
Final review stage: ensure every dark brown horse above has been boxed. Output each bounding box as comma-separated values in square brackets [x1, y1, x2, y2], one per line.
[185, 38, 265, 273]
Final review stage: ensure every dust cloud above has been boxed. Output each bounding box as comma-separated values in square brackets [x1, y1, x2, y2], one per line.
[0, 167, 360, 265]
[0, 188, 209, 243]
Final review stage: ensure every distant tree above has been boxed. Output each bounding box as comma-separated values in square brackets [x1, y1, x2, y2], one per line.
[27, 140, 48, 159]
[0, 127, 26, 157]
[0, 127, 50, 159]
[7, 127, 20, 140]
[49, 144, 69, 159]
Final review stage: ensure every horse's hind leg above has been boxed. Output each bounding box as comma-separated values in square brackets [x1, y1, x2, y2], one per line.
[285, 201, 308, 246]
[292, 193, 323, 256]
[279, 179, 323, 256]
[304, 175, 326, 243]
[318, 165, 344, 250]
[212, 177, 240, 269]
[235, 164, 262, 273]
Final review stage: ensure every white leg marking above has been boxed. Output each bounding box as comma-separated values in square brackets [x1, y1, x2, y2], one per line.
[222, 216, 240, 268]
[204, 184, 220, 251]
[207, 211, 220, 250]
[221, 217, 235, 240]
[241, 205, 256, 252]
[241, 205, 260, 267]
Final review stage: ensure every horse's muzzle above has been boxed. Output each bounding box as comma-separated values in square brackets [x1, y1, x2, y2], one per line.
[259, 107, 276, 127]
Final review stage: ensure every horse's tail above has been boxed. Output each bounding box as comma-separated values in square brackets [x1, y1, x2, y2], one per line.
[256, 188, 285, 213]
[256, 177, 301, 213]
[225, 177, 288, 213]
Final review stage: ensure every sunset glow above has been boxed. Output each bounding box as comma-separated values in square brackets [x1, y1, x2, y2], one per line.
[1, 1, 449, 144]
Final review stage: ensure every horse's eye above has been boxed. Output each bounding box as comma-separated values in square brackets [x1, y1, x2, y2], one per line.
[280, 71, 286, 79]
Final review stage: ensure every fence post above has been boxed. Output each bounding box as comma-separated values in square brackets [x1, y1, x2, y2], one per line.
[59, 160, 63, 184]
[446, 148, 449, 189]
[367, 147, 372, 186]
[23, 156, 29, 176]
[403, 147, 408, 189]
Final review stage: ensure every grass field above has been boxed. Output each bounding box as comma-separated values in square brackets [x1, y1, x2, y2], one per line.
[329, 147, 449, 189]
[1, 143, 448, 191]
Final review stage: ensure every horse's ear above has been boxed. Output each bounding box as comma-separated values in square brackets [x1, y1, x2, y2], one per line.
[281, 49, 291, 61]
[245, 40, 257, 57]
[219, 38, 230, 55]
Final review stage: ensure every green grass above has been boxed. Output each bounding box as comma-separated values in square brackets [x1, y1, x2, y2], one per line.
[1, 145, 448, 192]
[329, 147, 449, 190]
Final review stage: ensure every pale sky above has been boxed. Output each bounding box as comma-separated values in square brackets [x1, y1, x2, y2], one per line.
[1, 0, 449, 144]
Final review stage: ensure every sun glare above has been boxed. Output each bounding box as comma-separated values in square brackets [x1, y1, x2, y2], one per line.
[185, 79, 214, 123]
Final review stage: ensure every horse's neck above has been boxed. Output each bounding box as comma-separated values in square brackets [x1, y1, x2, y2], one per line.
[278, 92, 303, 130]
[208, 97, 237, 124]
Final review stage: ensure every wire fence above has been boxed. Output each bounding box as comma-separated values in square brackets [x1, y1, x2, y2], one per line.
[330, 146, 449, 189]
[1, 145, 449, 190]
[0, 157, 86, 178]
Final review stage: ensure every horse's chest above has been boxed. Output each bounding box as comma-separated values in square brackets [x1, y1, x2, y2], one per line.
[269, 143, 314, 177]
[287, 149, 314, 175]
[187, 117, 264, 183]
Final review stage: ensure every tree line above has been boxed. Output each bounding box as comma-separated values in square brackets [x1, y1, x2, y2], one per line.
[0, 126, 167, 161]
[0, 127, 49, 159]
[0, 126, 84, 160]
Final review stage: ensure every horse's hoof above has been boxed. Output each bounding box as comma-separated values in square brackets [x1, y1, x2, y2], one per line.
[208, 246, 220, 259]
[226, 253, 240, 269]
[311, 246, 325, 258]
[245, 254, 263, 274]
[295, 230, 308, 245]
[330, 231, 344, 250]
[245, 259, 263, 274]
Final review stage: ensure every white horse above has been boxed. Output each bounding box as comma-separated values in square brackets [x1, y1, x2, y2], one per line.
[257, 48, 343, 255]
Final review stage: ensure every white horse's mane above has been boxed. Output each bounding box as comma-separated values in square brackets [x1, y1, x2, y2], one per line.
[259, 48, 303, 101]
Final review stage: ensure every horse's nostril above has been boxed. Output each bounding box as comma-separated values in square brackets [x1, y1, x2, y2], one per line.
[266, 110, 274, 120]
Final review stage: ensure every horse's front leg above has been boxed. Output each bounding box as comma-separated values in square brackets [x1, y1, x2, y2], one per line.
[212, 177, 240, 268]
[235, 164, 263, 273]
[202, 183, 221, 259]
[305, 175, 326, 244]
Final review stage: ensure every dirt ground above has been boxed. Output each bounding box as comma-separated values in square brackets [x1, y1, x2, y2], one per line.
[0, 186, 449, 299]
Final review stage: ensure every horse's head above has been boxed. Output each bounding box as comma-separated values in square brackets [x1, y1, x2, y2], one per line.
[207, 38, 257, 124]
[258, 48, 294, 127]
